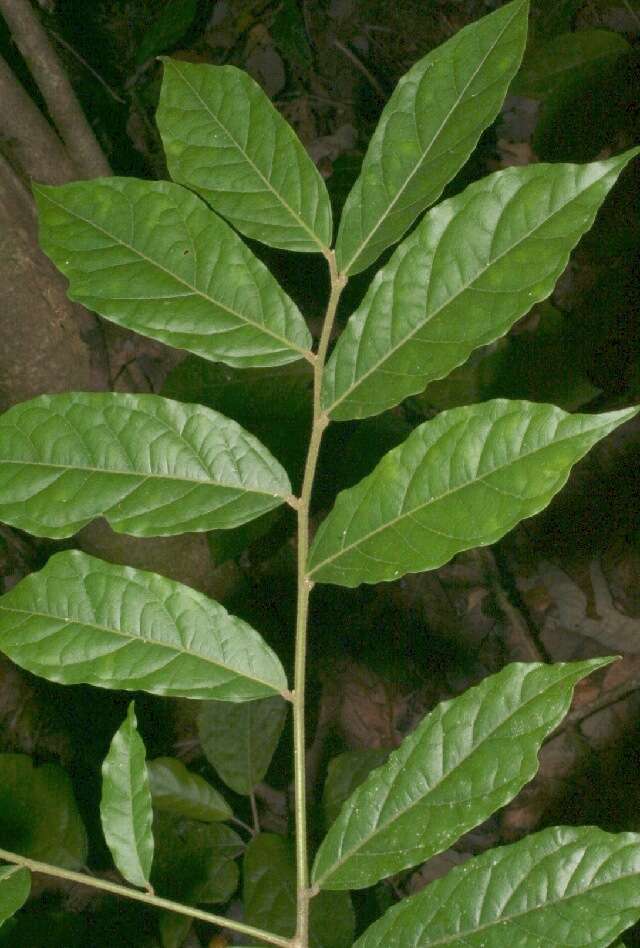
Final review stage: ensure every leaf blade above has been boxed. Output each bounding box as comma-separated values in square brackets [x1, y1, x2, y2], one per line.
[0, 867, 30, 928]
[198, 696, 288, 795]
[100, 702, 154, 890]
[0, 754, 87, 870]
[0, 392, 292, 539]
[245, 834, 355, 947]
[334, 0, 529, 276]
[0, 550, 288, 700]
[308, 400, 639, 588]
[35, 178, 312, 368]
[353, 826, 640, 947]
[325, 151, 639, 420]
[312, 658, 612, 891]
[157, 61, 333, 253]
[148, 758, 232, 822]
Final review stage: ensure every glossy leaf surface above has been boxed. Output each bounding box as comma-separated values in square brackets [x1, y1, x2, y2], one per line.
[312, 658, 611, 890]
[334, 0, 529, 276]
[0, 755, 87, 870]
[0, 868, 30, 928]
[157, 60, 332, 253]
[354, 826, 640, 947]
[198, 696, 288, 795]
[35, 179, 312, 368]
[100, 703, 154, 889]
[308, 400, 638, 587]
[0, 551, 287, 700]
[324, 152, 637, 420]
[244, 834, 354, 947]
[0, 392, 291, 539]
[148, 757, 232, 823]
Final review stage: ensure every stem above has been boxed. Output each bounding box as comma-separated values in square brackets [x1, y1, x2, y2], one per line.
[250, 789, 261, 835]
[0, 848, 291, 948]
[292, 251, 346, 946]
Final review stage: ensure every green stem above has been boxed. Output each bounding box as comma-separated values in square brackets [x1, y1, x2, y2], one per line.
[0, 847, 291, 948]
[293, 251, 346, 947]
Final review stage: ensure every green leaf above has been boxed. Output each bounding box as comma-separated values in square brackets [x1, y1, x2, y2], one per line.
[148, 757, 232, 822]
[334, 0, 529, 276]
[0, 550, 288, 700]
[0, 392, 292, 539]
[0, 867, 30, 928]
[135, 0, 198, 65]
[100, 702, 154, 889]
[153, 813, 242, 903]
[324, 151, 638, 421]
[513, 28, 630, 98]
[244, 834, 354, 947]
[312, 658, 612, 891]
[308, 400, 639, 587]
[162, 356, 312, 483]
[35, 179, 312, 369]
[353, 826, 640, 947]
[322, 749, 390, 828]
[0, 755, 87, 870]
[198, 696, 288, 795]
[153, 814, 242, 944]
[157, 60, 332, 253]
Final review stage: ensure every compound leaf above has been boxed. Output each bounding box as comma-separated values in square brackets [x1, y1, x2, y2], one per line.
[353, 826, 640, 947]
[198, 696, 288, 795]
[0, 755, 87, 870]
[0, 868, 30, 928]
[324, 151, 638, 420]
[244, 834, 354, 947]
[100, 703, 154, 889]
[308, 400, 638, 588]
[0, 392, 292, 539]
[35, 179, 312, 369]
[148, 758, 232, 823]
[334, 0, 529, 276]
[312, 658, 611, 891]
[157, 60, 332, 253]
[0, 551, 288, 701]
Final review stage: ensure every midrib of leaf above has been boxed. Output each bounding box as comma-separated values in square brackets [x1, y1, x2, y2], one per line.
[166, 61, 329, 255]
[0, 603, 281, 692]
[37, 189, 312, 361]
[413, 841, 640, 946]
[339, 0, 523, 276]
[123, 732, 146, 881]
[328, 161, 615, 415]
[0, 457, 286, 499]
[313, 664, 595, 886]
[308, 413, 622, 578]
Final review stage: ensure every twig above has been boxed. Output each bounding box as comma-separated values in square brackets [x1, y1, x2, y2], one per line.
[250, 790, 261, 835]
[0, 54, 75, 182]
[0, 848, 292, 948]
[478, 548, 547, 663]
[47, 29, 125, 104]
[0, 0, 111, 177]
[621, 0, 640, 31]
[565, 676, 640, 728]
[333, 38, 386, 101]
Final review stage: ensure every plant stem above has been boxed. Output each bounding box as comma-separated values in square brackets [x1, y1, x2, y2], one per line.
[0, 847, 291, 948]
[293, 251, 346, 947]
